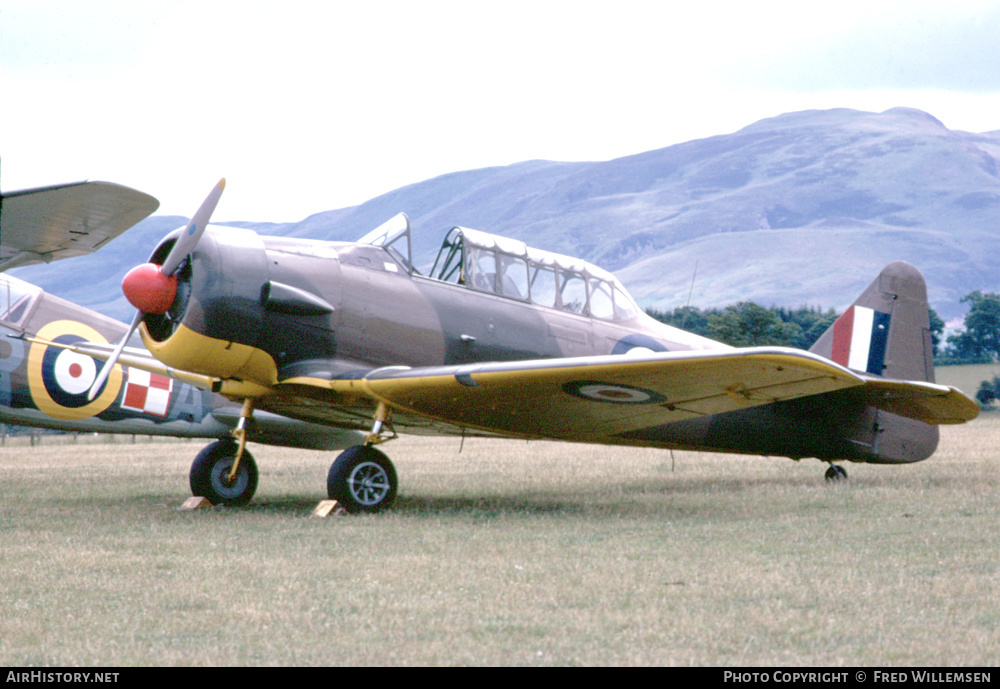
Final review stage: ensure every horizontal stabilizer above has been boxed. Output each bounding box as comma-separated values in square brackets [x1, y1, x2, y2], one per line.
[849, 377, 979, 425]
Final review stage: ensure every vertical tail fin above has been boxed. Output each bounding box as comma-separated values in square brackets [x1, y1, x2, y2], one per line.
[810, 261, 935, 383]
[810, 262, 939, 463]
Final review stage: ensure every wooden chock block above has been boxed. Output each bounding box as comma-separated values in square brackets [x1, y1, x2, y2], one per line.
[312, 499, 347, 518]
[179, 496, 213, 511]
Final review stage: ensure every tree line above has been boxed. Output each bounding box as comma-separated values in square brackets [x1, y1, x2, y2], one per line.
[948, 291, 1000, 410]
[647, 291, 1000, 363]
[645, 303, 841, 351]
[648, 291, 1000, 410]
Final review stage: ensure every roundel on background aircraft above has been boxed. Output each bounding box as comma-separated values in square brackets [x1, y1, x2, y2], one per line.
[27, 321, 124, 420]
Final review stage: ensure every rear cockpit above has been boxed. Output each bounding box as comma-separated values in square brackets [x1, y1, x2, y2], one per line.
[427, 226, 640, 321]
[358, 213, 641, 321]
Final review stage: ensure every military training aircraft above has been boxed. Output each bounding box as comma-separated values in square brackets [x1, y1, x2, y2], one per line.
[24, 179, 975, 514]
[1, 181, 364, 478]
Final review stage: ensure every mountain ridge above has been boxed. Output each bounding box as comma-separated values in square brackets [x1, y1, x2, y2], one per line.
[12, 107, 1000, 322]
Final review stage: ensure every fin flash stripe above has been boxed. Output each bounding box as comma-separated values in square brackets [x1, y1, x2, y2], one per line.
[831, 306, 891, 375]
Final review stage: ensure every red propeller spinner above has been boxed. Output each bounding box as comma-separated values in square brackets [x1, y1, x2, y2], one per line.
[122, 263, 178, 314]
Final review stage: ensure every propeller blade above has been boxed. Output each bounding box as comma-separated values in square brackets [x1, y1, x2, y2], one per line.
[159, 178, 226, 276]
[87, 310, 143, 400]
[88, 180, 226, 400]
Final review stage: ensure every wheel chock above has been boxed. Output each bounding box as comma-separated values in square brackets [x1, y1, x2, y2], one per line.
[312, 499, 347, 517]
[179, 496, 213, 511]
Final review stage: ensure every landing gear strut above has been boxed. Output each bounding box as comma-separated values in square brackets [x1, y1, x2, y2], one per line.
[825, 463, 848, 482]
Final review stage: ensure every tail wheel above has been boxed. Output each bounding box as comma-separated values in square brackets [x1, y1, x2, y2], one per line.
[190, 439, 259, 506]
[825, 463, 848, 482]
[327, 445, 398, 514]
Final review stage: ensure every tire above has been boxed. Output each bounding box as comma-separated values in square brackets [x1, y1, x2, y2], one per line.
[825, 464, 848, 482]
[327, 445, 398, 514]
[190, 439, 259, 506]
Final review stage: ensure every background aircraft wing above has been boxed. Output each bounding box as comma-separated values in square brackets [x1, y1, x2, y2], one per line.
[0, 181, 159, 271]
[300, 347, 872, 442]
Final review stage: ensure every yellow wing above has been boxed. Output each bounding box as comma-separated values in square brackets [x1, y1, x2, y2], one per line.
[307, 347, 868, 442]
[32, 335, 978, 441]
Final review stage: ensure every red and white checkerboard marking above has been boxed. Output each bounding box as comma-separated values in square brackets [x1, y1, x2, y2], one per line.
[121, 368, 173, 417]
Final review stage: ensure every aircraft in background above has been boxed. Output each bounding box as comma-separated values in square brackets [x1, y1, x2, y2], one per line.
[1, 181, 363, 492]
[52, 180, 975, 513]
[0, 180, 158, 272]
[0, 273, 363, 449]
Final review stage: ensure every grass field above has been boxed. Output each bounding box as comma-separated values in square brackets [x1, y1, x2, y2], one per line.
[1, 418, 998, 666]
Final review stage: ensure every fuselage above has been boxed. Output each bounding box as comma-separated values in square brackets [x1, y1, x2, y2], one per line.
[131, 220, 939, 465]
[138, 223, 723, 382]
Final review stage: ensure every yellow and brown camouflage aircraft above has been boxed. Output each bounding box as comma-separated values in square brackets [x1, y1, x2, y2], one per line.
[25, 180, 980, 512]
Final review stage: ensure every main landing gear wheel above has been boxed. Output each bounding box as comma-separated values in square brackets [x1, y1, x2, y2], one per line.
[327, 445, 398, 514]
[825, 463, 848, 482]
[190, 439, 259, 506]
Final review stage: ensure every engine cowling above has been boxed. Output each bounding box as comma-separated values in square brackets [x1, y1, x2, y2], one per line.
[137, 225, 274, 385]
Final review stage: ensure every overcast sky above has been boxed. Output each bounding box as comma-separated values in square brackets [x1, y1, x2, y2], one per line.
[2, 0, 999, 221]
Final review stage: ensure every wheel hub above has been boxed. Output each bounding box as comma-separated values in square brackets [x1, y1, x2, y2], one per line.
[212, 460, 249, 497]
[348, 462, 391, 505]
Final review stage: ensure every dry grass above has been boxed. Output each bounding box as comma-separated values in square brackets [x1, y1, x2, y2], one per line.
[1, 421, 998, 666]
